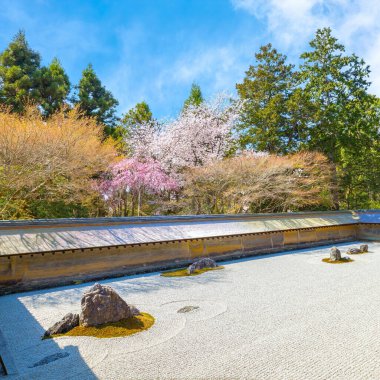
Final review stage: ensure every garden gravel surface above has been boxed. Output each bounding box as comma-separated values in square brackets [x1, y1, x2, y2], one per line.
[0, 241, 379, 380]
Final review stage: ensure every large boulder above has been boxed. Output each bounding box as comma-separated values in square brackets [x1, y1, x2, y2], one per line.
[187, 258, 217, 275]
[360, 244, 368, 253]
[80, 283, 139, 327]
[330, 247, 341, 261]
[44, 313, 79, 338]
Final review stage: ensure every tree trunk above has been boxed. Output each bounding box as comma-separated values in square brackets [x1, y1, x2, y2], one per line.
[330, 163, 340, 210]
[137, 189, 141, 216]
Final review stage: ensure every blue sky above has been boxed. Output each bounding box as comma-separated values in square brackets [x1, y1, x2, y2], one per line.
[0, 0, 379, 119]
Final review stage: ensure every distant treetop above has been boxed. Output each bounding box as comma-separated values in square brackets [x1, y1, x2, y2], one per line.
[182, 83, 204, 111]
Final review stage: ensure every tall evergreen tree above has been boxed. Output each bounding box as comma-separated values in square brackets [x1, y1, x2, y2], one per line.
[299, 27, 380, 208]
[74, 64, 119, 129]
[236, 44, 307, 153]
[35, 58, 70, 117]
[183, 83, 204, 111]
[0, 31, 41, 112]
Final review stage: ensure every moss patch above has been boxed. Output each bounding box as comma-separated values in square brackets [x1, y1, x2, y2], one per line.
[50, 313, 154, 339]
[161, 266, 224, 277]
[322, 258, 354, 264]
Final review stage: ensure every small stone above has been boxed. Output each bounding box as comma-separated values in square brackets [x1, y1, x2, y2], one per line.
[347, 248, 361, 255]
[187, 258, 217, 275]
[330, 247, 341, 261]
[360, 244, 368, 253]
[80, 283, 139, 327]
[43, 313, 79, 338]
[177, 306, 200, 313]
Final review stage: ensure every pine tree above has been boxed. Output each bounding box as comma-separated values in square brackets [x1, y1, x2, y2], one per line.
[36, 58, 70, 117]
[183, 83, 204, 111]
[74, 64, 119, 129]
[0, 31, 41, 112]
[236, 44, 306, 153]
[299, 27, 380, 208]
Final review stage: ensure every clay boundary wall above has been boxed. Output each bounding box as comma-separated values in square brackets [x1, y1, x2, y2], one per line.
[0, 212, 379, 295]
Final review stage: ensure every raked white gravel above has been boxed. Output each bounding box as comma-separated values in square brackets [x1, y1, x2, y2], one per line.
[1, 241, 380, 380]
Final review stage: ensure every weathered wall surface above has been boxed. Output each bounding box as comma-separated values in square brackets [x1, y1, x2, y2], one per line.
[0, 223, 361, 294]
[0, 211, 359, 256]
[357, 223, 380, 241]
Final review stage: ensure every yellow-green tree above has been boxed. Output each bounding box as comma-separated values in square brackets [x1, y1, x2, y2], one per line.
[0, 107, 118, 219]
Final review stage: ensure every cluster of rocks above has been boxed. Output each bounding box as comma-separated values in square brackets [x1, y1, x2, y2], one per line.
[346, 244, 368, 255]
[45, 248, 368, 337]
[187, 257, 218, 275]
[329, 247, 350, 262]
[329, 244, 369, 262]
[45, 259, 219, 337]
[44, 283, 139, 338]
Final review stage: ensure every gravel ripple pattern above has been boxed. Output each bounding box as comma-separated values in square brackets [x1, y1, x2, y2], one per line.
[0, 241, 379, 379]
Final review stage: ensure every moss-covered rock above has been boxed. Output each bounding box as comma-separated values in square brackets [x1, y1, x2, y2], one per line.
[48, 312, 154, 339]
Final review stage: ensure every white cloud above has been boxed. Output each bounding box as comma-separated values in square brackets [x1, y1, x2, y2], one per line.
[160, 44, 247, 91]
[148, 40, 257, 118]
[106, 27, 256, 118]
[232, 0, 380, 95]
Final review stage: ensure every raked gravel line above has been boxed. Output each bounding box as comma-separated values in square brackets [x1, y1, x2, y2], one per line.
[0, 241, 379, 380]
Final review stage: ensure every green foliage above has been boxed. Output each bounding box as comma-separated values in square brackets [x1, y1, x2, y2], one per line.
[299, 27, 380, 208]
[0, 30, 41, 112]
[74, 63, 119, 129]
[0, 32, 71, 117]
[183, 83, 204, 111]
[299, 28, 376, 161]
[123, 101, 152, 125]
[237, 29, 380, 209]
[35, 58, 70, 117]
[236, 44, 309, 153]
[338, 144, 380, 209]
[121, 101, 153, 134]
[0, 32, 120, 129]
[28, 200, 90, 219]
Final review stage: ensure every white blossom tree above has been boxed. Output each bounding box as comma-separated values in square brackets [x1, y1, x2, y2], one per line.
[129, 95, 242, 175]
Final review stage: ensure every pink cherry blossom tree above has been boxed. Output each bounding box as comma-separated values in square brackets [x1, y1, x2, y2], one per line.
[98, 95, 242, 216]
[97, 157, 178, 216]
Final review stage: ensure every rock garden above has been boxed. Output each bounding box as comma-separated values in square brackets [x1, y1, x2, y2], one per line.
[44, 283, 154, 339]
[322, 244, 369, 264]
